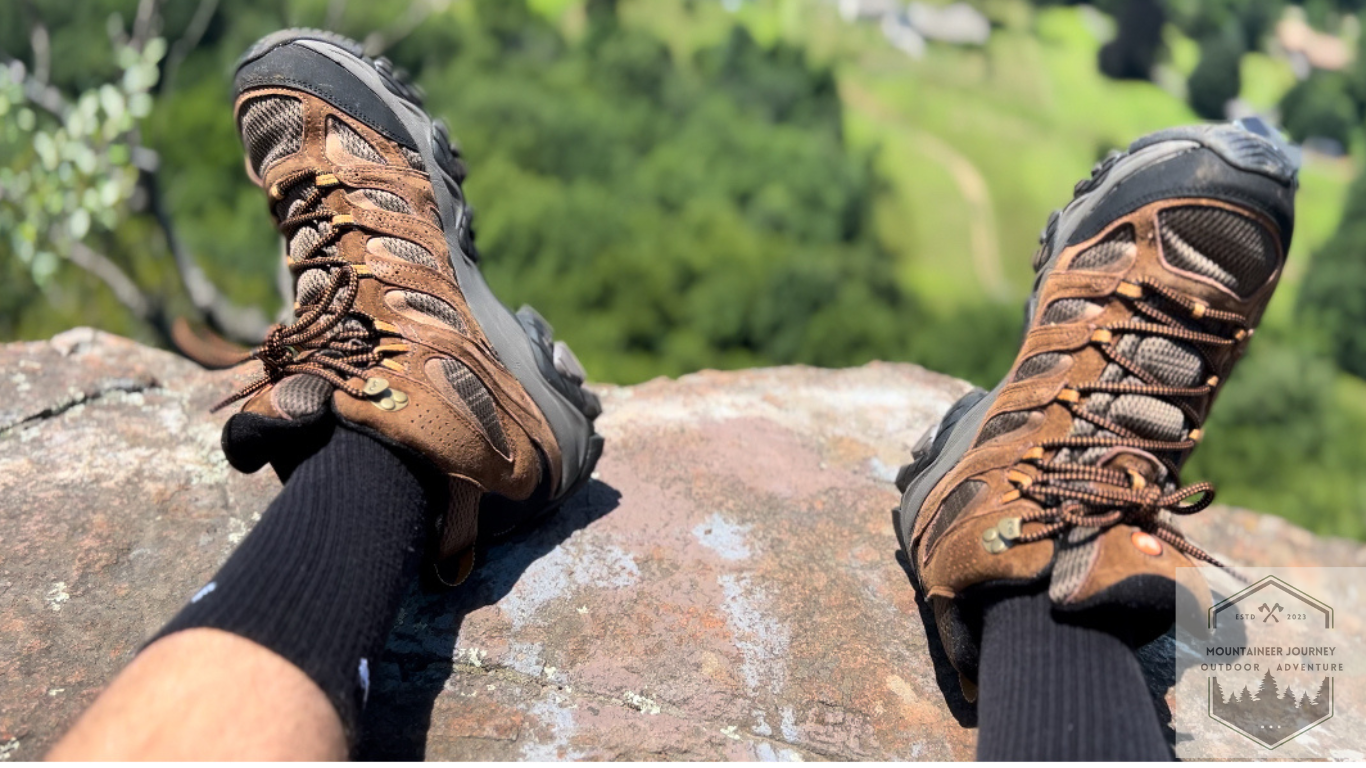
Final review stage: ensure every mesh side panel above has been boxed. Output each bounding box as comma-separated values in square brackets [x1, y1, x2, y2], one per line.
[1071, 224, 1136, 270]
[1109, 394, 1185, 442]
[927, 480, 985, 548]
[1132, 336, 1202, 387]
[327, 116, 386, 164]
[399, 291, 467, 333]
[436, 359, 509, 455]
[1015, 353, 1062, 382]
[240, 96, 302, 175]
[1084, 390, 1116, 417]
[1158, 206, 1277, 297]
[289, 226, 322, 263]
[296, 268, 330, 306]
[279, 183, 317, 221]
[1060, 332, 1204, 463]
[1042, 298, 1097, 325]
[363, 189, 413, 214]
[400, 147, 427, 171]
[374, 237, 440, 271]
[274, 374, 332, 419]
[976, 411, 1029, 446]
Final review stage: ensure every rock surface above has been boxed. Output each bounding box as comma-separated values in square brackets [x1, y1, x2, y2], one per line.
[2, 329, 1364, 760]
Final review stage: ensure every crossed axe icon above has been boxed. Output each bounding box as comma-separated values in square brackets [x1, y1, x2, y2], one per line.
[1259, 603, 1284, 622]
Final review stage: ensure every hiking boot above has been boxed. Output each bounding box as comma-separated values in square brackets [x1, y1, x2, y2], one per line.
[219, 30, 603, 585]
[894, 119, 1298, 696]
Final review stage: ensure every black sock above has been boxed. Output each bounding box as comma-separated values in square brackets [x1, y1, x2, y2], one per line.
[151, 424, 438, 745]
[975, 589, 1173, 761]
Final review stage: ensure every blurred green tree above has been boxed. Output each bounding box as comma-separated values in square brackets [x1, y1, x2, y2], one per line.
[1297, 167, 1366, 379]
[1187, 341, 1365, 539]
[434, 5, 913, 382]
[1097, 0, 1167, 81]
[1279, 71, 1356, 147]
[1186, 25, 1244, 119]
[1, 0, 921, 384]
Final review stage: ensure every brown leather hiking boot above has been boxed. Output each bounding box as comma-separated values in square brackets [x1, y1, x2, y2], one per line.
[219, 31, 603, 585]
[894, 119, 1299, 697]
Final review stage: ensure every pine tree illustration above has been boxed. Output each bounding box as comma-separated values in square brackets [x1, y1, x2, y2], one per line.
[1211, 677, 1229, 718]
[1307, 677, 1332, 719]
[1280, 684, 1299, 726]
[1257, 668, 1277, 702]
[1228, 685, 1258, 736]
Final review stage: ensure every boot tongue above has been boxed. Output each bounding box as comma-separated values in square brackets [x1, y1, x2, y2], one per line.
[1047, 336, 1202, 604]
[238, 94, 341, 317]
[1048, 447, 1171, 605]
[239, 96, 361, 386]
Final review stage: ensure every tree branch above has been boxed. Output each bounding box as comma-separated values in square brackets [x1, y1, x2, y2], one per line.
[29, 22, 49, 86]
[162, 0, 218, 93]
[364, 0, 451, 55]
[143, 170, 271, 344]
[131, 0, 161, 52]
[10, 10, 265, 359]
[65, 239, 173, 346]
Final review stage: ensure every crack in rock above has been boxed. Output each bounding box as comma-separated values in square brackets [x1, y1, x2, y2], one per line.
[0, 378, 158, 434]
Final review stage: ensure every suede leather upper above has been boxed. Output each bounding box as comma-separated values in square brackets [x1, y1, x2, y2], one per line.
[227, 88, 563, 582]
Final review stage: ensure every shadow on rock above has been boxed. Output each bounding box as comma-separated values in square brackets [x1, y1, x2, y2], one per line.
[895, 549, 979, 728]
[357, 479, 622, 760]
[1136, 630, 1178, 750]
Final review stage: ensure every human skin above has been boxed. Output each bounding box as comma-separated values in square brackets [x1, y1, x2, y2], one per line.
[47, 628, 346, 761]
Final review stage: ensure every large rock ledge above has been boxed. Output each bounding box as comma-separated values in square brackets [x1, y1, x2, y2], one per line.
[2, 329, 1364, 760]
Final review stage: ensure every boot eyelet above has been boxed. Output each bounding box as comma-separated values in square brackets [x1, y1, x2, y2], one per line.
[981, 530, 1008, 554]
[1131, 531, 1163, 556]
[981, 516, 1024, 554]
[997, 517, 1022, 540]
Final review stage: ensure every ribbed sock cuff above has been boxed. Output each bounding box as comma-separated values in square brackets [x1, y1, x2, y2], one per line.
[150, 425, 438, 745]
[975, 589, 1173, 761]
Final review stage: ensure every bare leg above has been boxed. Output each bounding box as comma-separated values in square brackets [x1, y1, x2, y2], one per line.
[48, 629, 345, 761]
[48, 425, 436, 760]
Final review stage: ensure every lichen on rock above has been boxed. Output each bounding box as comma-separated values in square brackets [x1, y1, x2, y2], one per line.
[2, 330, 1364, 760]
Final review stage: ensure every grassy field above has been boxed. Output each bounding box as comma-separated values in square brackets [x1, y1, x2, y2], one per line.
[608, 1, 1351, 302]
[594, 0, 1366, 539]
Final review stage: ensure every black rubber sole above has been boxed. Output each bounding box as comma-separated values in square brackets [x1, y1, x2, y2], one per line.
[893, 386, 988, 582]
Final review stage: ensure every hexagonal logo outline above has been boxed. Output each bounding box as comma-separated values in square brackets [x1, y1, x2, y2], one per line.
[1209, 575, 1333, 630]
[1205, 575, 1335, 749]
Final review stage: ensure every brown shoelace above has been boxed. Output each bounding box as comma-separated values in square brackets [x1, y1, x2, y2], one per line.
[1005, 276, 1250, 566]
[215, 170, 397, 411]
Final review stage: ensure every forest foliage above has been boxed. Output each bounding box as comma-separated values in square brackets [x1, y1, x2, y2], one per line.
[3, 0, 1366, 539]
